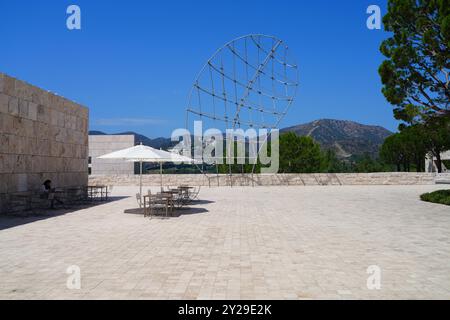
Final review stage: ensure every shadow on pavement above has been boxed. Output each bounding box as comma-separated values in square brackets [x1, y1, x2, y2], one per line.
[0, 196, 129, 231]
[123, 206, 209, 218]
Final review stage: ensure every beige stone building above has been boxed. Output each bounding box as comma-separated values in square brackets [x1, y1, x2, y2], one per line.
[88, 135, 135, 175]
[0, 73, 89, 214]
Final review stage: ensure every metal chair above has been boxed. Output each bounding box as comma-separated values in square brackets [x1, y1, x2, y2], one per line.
[136, 193, 143, 208]
[188, 186, 201, 202]
[145, 193, 171, 218]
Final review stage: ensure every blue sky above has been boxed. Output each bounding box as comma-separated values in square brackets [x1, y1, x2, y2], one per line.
[0, 0, 397, 137]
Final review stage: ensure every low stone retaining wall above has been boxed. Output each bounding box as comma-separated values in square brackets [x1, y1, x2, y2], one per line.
[435, 173, 450, 184]
[89, 173, 437, 187]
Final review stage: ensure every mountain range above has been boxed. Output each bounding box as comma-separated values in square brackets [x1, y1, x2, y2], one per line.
[281, 119, 393, 159]
[90, 119, 393, 159]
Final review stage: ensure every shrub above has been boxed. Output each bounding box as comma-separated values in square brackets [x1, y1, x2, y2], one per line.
[420, 190, 450, 206]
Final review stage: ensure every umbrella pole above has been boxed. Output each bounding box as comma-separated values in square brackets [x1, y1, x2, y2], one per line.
[160, 162, 163, 191]
[140, 161, 143, 197]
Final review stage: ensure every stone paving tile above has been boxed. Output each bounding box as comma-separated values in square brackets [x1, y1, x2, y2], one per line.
[0, 185, 449, 300]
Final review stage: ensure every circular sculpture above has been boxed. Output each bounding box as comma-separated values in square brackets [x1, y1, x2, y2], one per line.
[185, 34, 299, 175]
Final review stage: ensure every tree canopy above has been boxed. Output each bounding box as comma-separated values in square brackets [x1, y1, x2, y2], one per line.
[380, 117, 450, 172]
[379, 0, 450, 122]
[279, 133, 323, 173]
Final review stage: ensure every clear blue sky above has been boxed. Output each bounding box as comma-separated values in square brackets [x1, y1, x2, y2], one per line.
[0, 0, 397, 137]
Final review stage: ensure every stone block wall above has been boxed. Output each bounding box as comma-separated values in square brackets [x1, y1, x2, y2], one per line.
[89, 172, 437, 187]
[89, 135, 135, 175]
[0, 73, 89, 214]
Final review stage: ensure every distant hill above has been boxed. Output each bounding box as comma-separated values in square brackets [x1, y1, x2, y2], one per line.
[90, 119, 393, 159]
[281, 119, 393, 159]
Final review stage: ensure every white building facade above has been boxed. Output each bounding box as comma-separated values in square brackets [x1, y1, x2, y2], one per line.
[425, 151, 450, 173]
[88, 135, 135, 175]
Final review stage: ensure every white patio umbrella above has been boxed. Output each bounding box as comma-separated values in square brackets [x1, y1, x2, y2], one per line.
[97, 143, 198, 196]
[129, 150, 201, 191]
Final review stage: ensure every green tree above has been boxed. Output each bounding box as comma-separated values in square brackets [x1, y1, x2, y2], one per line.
[380, 119, 450, 172]
[400, 125, 428, 171]
[320, 149, 345, 173]
[422, 116, 450, 172]
[380, 134, 407, 171]
[217, 140, 262, 174]
[353, 153, 385, 173]
[379, 0, 450, 122]
[279, 132, 323, 173]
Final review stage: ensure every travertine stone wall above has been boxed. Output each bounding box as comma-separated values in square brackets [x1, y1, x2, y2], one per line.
[89, 135, 135, 175]
[0, 73, 89, 214]
[89, 172, 437, 187]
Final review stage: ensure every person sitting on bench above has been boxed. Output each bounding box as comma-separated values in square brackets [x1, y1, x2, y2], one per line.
[42, 180, 64, 209]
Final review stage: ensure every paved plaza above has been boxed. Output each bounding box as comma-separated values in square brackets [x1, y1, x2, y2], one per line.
[0, 185, 449, 300]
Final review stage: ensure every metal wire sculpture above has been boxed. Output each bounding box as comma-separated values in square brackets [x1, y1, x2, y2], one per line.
[185, 34, 299, 178]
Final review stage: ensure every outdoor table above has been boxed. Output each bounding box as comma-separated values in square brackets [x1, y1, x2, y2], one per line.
[165, 189, 191, 209]
[87, 185, 108, 201]
[178, 186, 194, 190]
[166, 189, 182, 195]
[178, 186, 194, 193]
[177, 186, 194, 200]
[157, 192, 175, 208]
